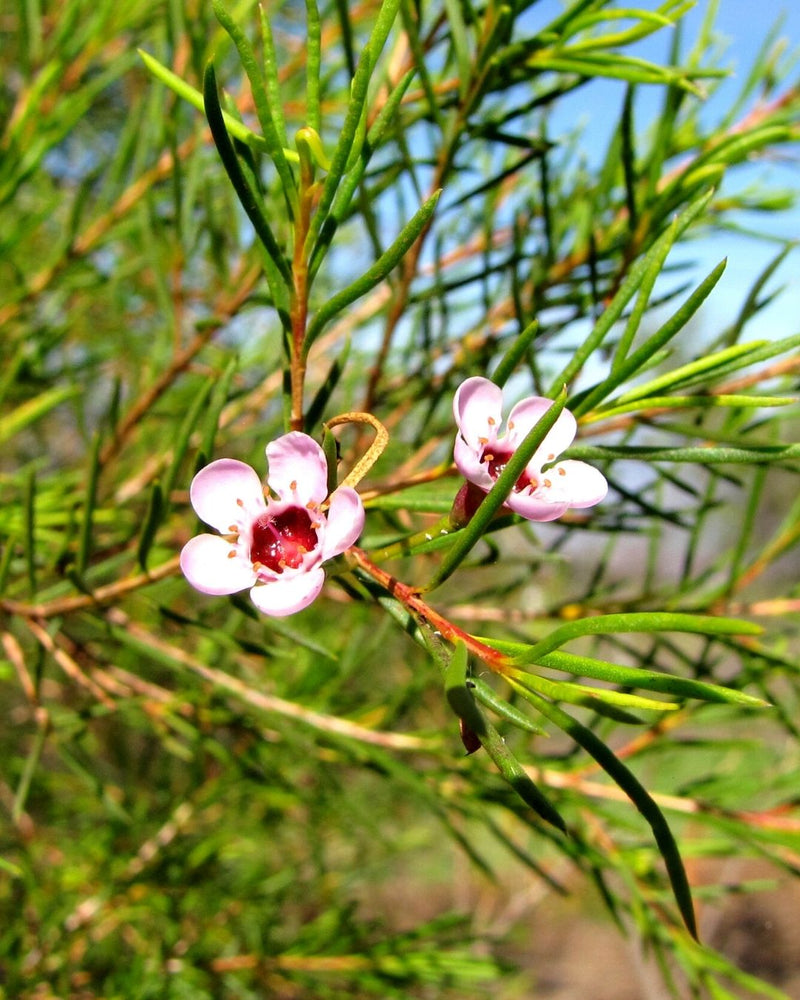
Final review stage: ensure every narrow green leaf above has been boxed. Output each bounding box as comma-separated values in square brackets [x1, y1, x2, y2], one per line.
[24, 469, 36, 597]
[202, 62, 292, 296]
[305, 338, 351, 432]
[304, 0, 322, 133]
[584, 393, 794, 423]
[469, 677, 548, 735]
[510, 612, 762, 663]
[138, 49, 268, 152]
[509, 681, 698, 938]
[608, 342, 766, 406]
[426, 386, 568, 591]
[566, 442, 800, 466]
[511, 669, 678, 717]
[305, 190, 441, 348]
[548, 190, 713, 397]
[445, 642, 487, 737]
[307, 0, 403, 259]
[321, 425, 340, 497]
[443, 0, 472, 100]
[211, 0, 298, 213]
[310, 67, 417, 278]
[259, 5, 288, 149]
[479, 717, 567, 833]
[137, 481, 164, 571]
[0, 385, 80, 446]
[439, 642, 565, 831]
[161, 377, 216, 503]
[574, 258, 727, 416]
[620, 84, 638, 233]
[491, 318, 539, 388]
[535, 650, 769, 708]
[199, 357, 239, 465]
[76, 431, 102, 577]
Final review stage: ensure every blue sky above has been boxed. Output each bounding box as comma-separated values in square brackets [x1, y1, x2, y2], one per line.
[545, 1, 800, 345]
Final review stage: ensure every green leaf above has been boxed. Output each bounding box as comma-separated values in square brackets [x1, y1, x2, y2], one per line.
[508, 612, 762, 662]
[573, 258, 727, 417]
[211, 0, 298, 213]
[438, 642, 565, 831]
[0, 385, 80, 445]
[76, 430, 102, 577]
[161, 376, 216, 504]
[537, 651, 769, 708]
[491, 318, 539, 388]
[509, 669, 678, 720]
[469, 677, 548, 735]
[203, 62, 292, 299]
[137, 481, 164, 571]
[509, 680, 698, 938]
[305, 190, 441, 348]
[548, 189, 714, 397]
[566, 442, 800, 466]
[306, 0, 403, 260]
[138, 49, 268, 152]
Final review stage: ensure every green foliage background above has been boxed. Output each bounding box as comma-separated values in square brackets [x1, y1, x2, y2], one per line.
[2, 1, 800, 997]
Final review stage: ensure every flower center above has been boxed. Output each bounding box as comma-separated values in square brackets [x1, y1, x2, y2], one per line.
[480, 445, 534, 492]
[250, 507, 319, 574]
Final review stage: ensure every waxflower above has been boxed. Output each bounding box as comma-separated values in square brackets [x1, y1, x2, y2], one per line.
[180, 432, 364, 617]
[453, 376, 607, 522]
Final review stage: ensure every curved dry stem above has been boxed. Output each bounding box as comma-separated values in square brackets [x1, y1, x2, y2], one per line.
[325, 411, 389, 488]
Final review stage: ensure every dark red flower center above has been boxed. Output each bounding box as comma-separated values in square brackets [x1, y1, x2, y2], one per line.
[480, 444, 534, 492]
[250, 507, 319, 574]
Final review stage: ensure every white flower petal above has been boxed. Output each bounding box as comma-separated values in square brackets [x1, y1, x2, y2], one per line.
[249, 566, 325, 617]
[506, 492, 570, 522]
[180, 534, 256, 595]
[266, 432, 328, 506]
[454, 434, 494, 489]
[321, 486, 365, 559]
[536, 407, 578, 461]
[453, 377, 503, 450]
[504, 395, 554, 444]
[548, 460, 608, 507]
[190, 459, 265, 532]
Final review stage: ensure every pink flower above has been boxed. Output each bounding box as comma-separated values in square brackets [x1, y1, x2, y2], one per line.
[453, 377, 607, 522]
[180, 432, 365, 617]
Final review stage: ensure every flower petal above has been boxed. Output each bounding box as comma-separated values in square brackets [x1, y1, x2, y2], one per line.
[321, 486, 365, 560]
[453, 377, 503, 450]
[504, 396, 557, 443]
[266, 432, 328, 506]
[505, 492, 570, 522]
[180, 534, 256, 595]
[546, 460, 608, 507]
[506, 398, 577, 460]
[453, 434, 494, 489]
[249, 566, 325, 617]
[190, 459, 265, 532]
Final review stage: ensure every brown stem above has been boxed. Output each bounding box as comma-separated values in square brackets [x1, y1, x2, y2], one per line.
[348, 546, 510, 675]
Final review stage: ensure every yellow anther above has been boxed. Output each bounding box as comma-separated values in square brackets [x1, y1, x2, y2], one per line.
[558, 467, 566, 476]
[236, 498, 244, 507]
[544, 478, 552, 488]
